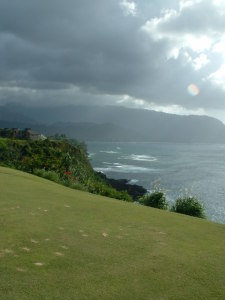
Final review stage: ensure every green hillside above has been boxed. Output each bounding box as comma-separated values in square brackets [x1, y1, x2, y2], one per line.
[0, 137, 131, 201]
[0, 166, 225, 299]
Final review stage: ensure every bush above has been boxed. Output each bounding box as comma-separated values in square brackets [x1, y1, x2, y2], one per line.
[70, 182, 87, 192]
[87, 181, 132, 202]
[34, 169, 60, 183]
[139, 191, 168, 210]
[171, 196, 205, 218]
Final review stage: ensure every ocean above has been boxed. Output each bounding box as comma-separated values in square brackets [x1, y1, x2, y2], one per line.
[87, 142, 225, 224]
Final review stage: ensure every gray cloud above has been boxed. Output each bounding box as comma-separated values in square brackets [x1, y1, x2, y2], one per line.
[1, 0, 225, 121]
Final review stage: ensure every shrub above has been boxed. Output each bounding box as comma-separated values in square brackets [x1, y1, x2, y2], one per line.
[139, 191, 168, 210]
[34, 169, 60, 183]
[171, 196, 205, 218]
[87, 181, 132, 202]
[70, 182, 87, 192]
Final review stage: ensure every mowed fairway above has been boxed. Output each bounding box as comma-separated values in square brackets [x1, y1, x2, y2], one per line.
[0, 167, 225, 300]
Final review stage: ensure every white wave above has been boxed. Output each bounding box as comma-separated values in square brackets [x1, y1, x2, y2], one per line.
[88, 152, 96, 158]
[94, 163, 156, 174]
[128, 179, 139, 184]
[119, 154, 157, 162]
[100, 150, 119, 154]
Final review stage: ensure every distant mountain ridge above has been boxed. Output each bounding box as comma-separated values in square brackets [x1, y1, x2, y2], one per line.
[1, 104, 225, 143]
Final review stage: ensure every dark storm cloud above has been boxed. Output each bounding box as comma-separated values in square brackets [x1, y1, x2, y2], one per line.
[1, 0, 225, 118]
[0, 0, 147, 90]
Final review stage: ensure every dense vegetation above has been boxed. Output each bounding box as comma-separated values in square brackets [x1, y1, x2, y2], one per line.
[0, 137, 131, 202]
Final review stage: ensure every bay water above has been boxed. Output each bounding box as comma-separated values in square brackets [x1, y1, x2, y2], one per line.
[87, 142, 225, 224]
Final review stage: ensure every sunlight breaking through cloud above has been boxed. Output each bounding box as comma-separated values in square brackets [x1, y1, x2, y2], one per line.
[120, 0, 137, 16]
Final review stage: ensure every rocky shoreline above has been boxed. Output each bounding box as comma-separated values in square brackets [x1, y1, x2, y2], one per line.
[97, 172, 147, 201]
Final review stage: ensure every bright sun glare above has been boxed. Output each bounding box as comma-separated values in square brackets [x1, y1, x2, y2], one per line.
[187, 84, 200, 96]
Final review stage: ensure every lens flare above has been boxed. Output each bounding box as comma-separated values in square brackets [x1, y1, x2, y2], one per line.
[187, 84, 200, 96]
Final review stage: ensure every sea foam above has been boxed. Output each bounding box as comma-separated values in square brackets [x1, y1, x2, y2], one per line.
[94, 163, 156, 173]
[119, 154, 157, 162]
[100, 150, 119, 154]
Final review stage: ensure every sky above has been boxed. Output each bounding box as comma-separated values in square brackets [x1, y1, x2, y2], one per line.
[1, 0, 225, 122]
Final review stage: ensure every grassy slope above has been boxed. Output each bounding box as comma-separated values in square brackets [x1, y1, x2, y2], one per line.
[0, 167, 225, 300]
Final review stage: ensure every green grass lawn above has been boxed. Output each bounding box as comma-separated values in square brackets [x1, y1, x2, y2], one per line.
[0, 166, 225, 300]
